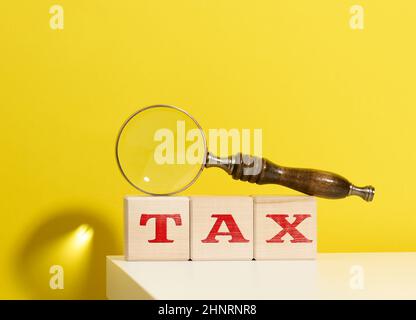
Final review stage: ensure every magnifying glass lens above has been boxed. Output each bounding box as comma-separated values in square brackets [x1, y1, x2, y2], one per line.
[116, 106, 206, 195]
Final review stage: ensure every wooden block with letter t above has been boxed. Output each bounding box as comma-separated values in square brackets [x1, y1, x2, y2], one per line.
[254, 196, 317, 260]
[124, 196, 190, 261]
[190, 196, 253, 261]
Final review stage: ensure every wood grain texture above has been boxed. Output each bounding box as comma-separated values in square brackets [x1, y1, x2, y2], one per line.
[254, 196, 317, 260]
[124, 196, 189, 261]
[190, 196, 253, 261]
[206, 153, 375, 201]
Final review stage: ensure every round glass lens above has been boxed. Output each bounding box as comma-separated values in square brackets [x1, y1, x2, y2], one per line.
[116, 105, 206, 195]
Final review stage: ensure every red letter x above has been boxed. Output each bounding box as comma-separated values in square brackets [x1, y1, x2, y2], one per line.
[266, 214, 312, 243]
[140, 214, 182, 243]
[202, 214, 249, 243]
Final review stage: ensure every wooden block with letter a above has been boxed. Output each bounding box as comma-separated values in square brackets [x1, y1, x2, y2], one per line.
[124, 196, 190, 261]
[190, 196, 253, 261]
[254, 196, 317, 260]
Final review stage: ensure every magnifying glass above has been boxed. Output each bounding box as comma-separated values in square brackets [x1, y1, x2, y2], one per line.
[116, 105, 375, 201]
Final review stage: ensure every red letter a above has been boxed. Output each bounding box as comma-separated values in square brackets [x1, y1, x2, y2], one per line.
[140, 214, 182, 243]
[201, 214, 249, 243]
[266, 214, 312, 243]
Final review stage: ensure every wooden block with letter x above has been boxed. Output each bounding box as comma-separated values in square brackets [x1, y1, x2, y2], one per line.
[124, 196, 190, 261]
[190, 196, 253, 261]
[254, 196, 317, 260]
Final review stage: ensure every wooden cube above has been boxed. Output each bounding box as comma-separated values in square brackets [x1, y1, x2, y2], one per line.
[190, 196, 253, 261]
[124, 196, 190, 261]
[254, 196, 317, 260]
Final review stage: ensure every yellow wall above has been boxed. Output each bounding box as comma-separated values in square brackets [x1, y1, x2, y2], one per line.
[1, 1, 415, 299]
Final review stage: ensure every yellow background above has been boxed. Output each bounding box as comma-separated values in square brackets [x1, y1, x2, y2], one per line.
[1, 1, 415, 299]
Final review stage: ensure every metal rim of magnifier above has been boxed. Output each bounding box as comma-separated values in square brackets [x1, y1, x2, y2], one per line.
[115, 104, 208, 195]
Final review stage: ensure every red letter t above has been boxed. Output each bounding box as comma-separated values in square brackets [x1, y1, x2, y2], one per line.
[140, 214, 182, 243]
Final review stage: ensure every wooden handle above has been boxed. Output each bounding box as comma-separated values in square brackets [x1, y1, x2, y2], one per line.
[206, 153, 375, 201]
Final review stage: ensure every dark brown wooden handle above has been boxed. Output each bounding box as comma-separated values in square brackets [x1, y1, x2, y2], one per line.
[206, 153, 375, 201]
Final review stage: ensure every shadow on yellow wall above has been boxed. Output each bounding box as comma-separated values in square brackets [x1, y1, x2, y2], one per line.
[14, 208, 120, 299]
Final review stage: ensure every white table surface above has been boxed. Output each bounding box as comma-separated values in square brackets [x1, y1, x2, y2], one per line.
[106, 253, 416, 299]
